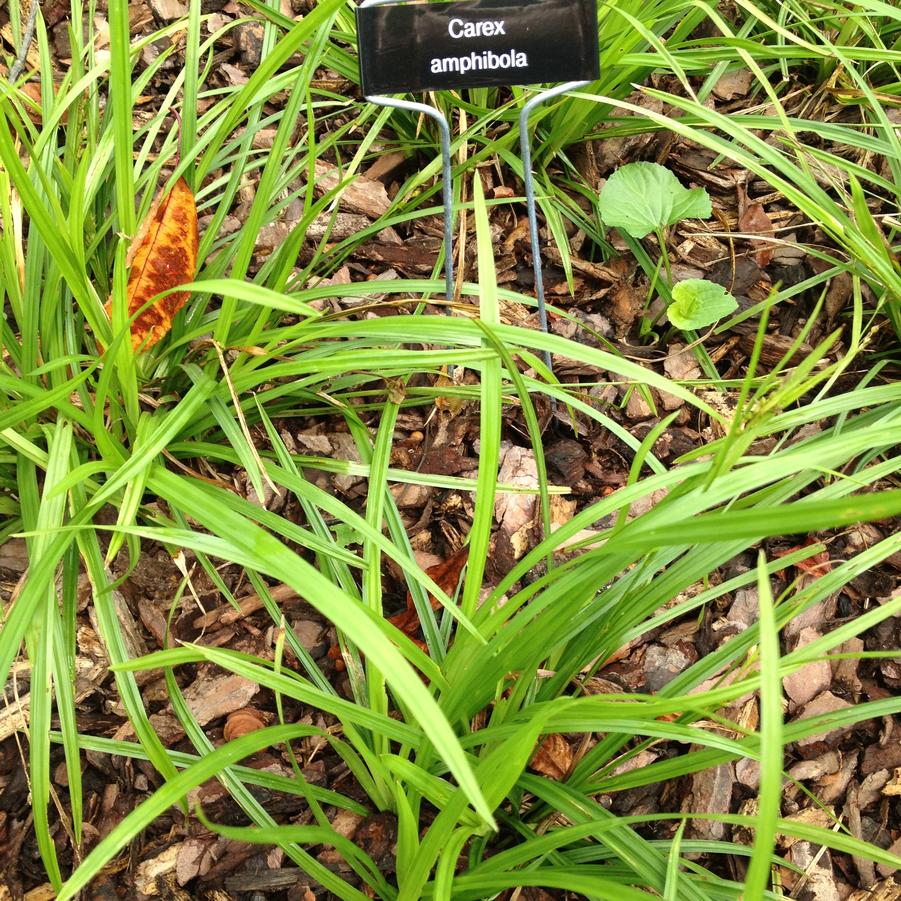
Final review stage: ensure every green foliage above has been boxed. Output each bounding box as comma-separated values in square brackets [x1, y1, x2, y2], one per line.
[597, 163, 730, 337]
[1, 0, 901, 898]
[667, 279, 739, 330]
[598, 161, 712, 238]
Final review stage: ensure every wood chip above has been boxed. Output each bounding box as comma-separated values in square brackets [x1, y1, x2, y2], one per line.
[492, 444, 540, 568]
[494, 444, 538, 536]
[329, 809, 364, 842]
[193, 583, 299, 630]
[784, 627, 833, 707]
[877, 837, 901, 877]
[134, 843, 180, 896]
[881, 768, 901, 797]
[848, 880, 901, 901]
[0, 694, 28, 742]
[663, 343, 702, 382]
[795, 691, 853, 750]
[713, 69, 753, 100]
[738, 197, 775, 266]
[780, 806, 837, 848]
[688, 763, 734, 840]
[788, 752, 841, 782]
[789, 840, 840, 901]
[816, 750, 857, 805]
[0, 538, 28, 573]
[306, 211, 401, 244]
[863, 743, 901, 775]
[149, 0, 187, 18]
[88, 588, 154, 684]
[363, 149, 407, 182]
[176, 836, 220, 885]
[313, 160, 392, 219]
[182, 672, 259, 726]
[23, 886, 56, 901]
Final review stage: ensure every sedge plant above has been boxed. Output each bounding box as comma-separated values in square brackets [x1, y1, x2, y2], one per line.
[1, 0, 901, 898]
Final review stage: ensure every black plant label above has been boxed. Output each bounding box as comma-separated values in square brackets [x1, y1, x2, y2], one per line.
[357, 0, 599, 95]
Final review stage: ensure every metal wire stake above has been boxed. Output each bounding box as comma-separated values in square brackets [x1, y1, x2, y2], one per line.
[519, 81, 589, 374]
[361, 0, 454, 313]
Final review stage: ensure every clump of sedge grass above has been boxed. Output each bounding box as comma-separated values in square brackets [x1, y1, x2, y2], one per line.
[1, 0, 900, 898]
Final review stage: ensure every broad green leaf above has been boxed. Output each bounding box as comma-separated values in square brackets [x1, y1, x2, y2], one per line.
[597, 162, 712, 238]
[667, 279, 738, 330]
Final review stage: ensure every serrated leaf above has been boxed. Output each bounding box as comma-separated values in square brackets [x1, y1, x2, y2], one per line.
[598, 162, 712, 238]
[105, 177, 199, 351]
[667, 279, 738, 330]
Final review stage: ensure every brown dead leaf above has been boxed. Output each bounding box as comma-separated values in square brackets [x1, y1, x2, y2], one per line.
[712, 69, 753, 100]
[738, 192, 775, 267]
[105, 176, 198, 351]
[775, 538, 832, 579]
[529, 733, 573, 780]
[329, 547, 470, 667]
[433, 369, 469, 418]
[389, 545, 470, 639]
[19, 83, 53, 126]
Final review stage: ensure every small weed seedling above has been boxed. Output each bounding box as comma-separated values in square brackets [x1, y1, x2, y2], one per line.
[598, 161, 738, 331]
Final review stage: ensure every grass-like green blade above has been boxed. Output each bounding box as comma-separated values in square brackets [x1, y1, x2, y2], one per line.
[57, 725, 331, 900]
[460, 175, 502, 619]
[743, 554, 784, 897]
[145, 466, 494, 824]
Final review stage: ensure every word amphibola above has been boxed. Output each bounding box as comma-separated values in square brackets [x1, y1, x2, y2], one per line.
[430, 48, 527, 75]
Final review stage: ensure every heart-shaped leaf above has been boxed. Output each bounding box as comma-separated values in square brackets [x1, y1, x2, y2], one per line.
[667, 279, 738, 330]
[598, 162, 712, 238]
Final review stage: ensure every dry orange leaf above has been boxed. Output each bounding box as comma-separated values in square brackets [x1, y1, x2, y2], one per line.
[106, 176, 198, 351]
[328, 545, 470, 668]
[390, 544, 470, 640]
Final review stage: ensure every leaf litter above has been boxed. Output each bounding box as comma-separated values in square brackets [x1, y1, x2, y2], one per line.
[3, 4, 901, 900]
